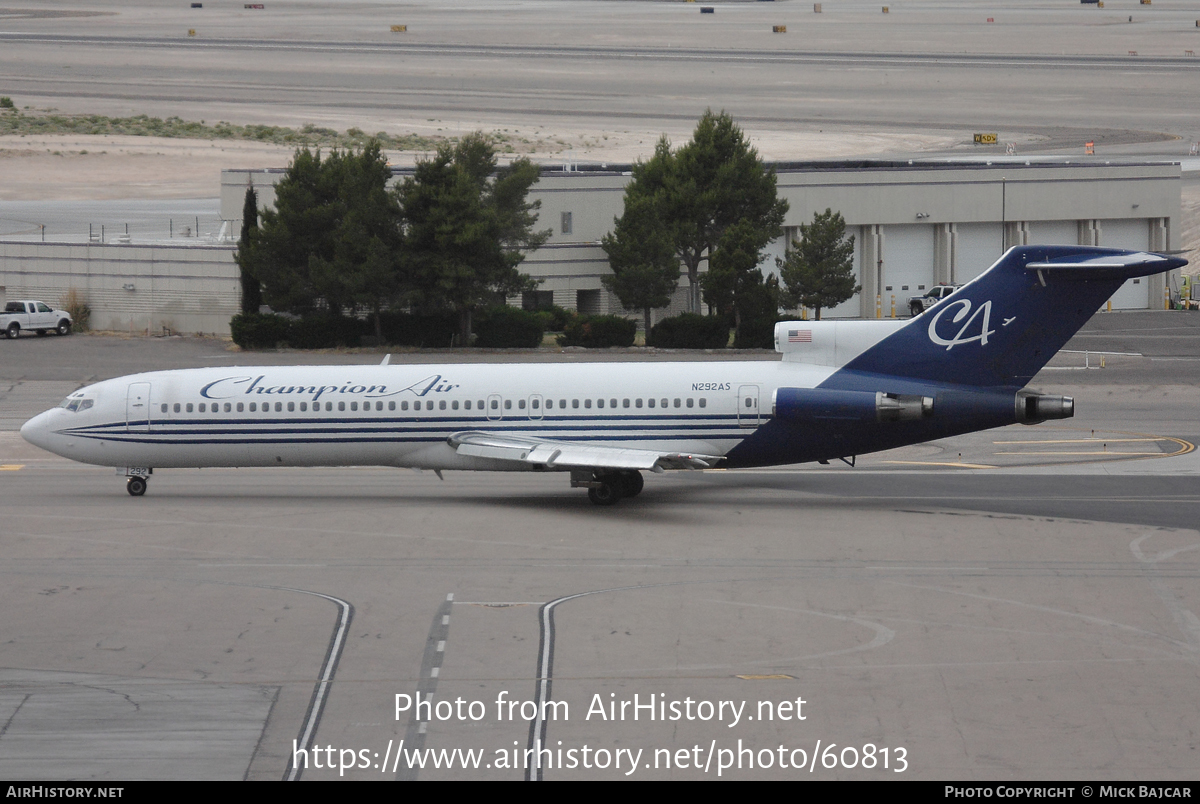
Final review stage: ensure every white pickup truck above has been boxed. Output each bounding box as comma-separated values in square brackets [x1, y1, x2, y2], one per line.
[2, 300, 73, 338]
[907, 284, 962, 317]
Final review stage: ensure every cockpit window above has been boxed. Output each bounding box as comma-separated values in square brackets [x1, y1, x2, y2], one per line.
[57, 397, 93, 413]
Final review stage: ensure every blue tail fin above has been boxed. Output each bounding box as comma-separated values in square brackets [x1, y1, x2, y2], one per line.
[823, 245, 1185, 390]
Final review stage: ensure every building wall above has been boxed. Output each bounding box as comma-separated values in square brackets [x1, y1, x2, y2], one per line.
[0, 241, 238, 335]
[1, 162, 1173, 338]
[222, 161, 1182, 317]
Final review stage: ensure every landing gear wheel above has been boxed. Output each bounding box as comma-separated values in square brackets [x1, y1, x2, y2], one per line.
[587, 482, 619, 506]
[57, 320, 71, 336]
[6, 323, 19, 339]
[126, 476, 148, 497]
[616, 470, 644, 498]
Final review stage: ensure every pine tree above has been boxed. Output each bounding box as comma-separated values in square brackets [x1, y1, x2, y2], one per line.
[778, 208, 859, 320]
[235, 185, 263, 314]
[601, 187, 679, 334]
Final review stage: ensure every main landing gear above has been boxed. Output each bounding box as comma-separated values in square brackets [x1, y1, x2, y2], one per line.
[123, 468, 152, 496]
[573, 469, 644, 506]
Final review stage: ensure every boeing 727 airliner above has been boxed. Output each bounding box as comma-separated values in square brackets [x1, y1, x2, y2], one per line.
[20, 246, 1186, 504]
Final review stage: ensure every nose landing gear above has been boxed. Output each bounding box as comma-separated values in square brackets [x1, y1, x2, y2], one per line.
[122, 468, 152, 496]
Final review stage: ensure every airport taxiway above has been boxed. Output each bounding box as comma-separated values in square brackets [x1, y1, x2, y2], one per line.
[1, 323, 1198, 779]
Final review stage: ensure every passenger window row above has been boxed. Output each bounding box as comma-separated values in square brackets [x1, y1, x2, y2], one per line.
[158, 397, 708, 415]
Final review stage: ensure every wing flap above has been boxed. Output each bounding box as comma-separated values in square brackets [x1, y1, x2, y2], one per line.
[448, 432, 720, 472]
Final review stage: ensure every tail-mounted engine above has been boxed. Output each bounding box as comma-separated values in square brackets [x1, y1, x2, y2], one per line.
[772, 388, 934, 423]
[1015, 390, 1074, 424]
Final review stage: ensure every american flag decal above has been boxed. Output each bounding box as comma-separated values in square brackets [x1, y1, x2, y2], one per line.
[788, 329, 812, 343]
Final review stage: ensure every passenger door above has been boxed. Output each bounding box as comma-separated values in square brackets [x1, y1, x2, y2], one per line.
[126, 383, 152, 432]
[737, 385, 760, 427]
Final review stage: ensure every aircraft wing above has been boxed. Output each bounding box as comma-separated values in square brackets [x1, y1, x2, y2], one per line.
[447, 431, 721, 472]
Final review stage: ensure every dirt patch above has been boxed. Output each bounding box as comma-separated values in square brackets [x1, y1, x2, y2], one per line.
[0, 128, 964, 201]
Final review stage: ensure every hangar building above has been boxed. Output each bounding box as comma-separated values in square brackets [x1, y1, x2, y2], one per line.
[223, 159, 1182, 321]
[0, 160, 1182, 335]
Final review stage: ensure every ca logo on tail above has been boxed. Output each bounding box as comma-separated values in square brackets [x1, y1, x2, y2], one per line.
[927, 299, 997, 350]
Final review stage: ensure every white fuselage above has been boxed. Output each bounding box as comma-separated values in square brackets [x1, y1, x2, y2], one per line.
[22, 360, 837, 471]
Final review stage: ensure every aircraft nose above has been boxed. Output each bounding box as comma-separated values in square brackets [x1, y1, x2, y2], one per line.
[20, 410, 53, 451]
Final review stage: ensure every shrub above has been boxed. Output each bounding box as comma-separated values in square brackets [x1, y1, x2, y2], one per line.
[58, 287, 91, 332]
[732, 317, 780, 349]
[377, 311, 458, 347]
[286, 314, 363, 349]
[648, 313, 730, 349]
[474, 306, 545, 348]
[0, 97, 14, 110]
[557, 315, 636, 348]
[531, 304, 575, 332]
[230, 312, 291, 349]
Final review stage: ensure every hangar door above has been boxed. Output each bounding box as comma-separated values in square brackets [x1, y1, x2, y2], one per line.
[1101, 219, 1150, 309]
[880, 225, 935, 306]
[954, 223, 1004, 283]
[1026, 220, 1078, 247]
